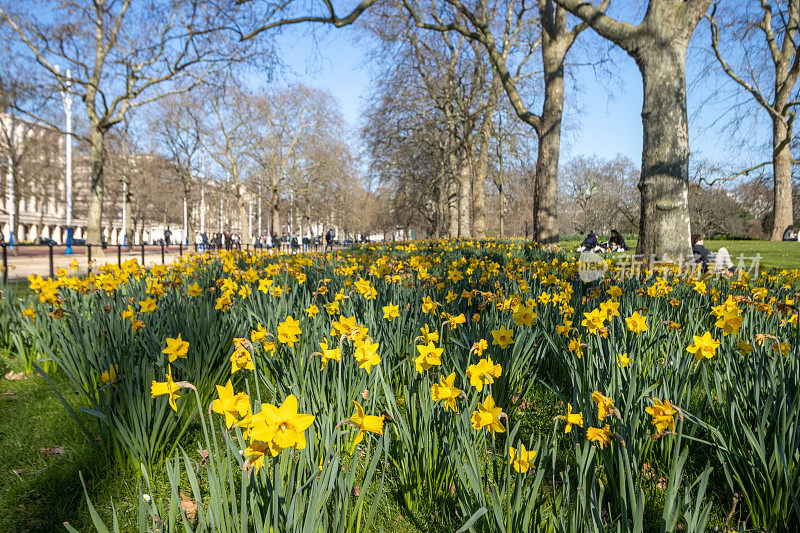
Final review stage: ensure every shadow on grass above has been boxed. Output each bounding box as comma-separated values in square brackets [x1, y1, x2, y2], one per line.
[0, 360, 139, 532]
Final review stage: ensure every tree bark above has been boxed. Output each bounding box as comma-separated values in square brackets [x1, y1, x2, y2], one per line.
[271, 186, 281, 236]
[770, 116, 794, 240]
[635, 45, 692, 260]
[447, 153, 459, 237]
[534, 44, 565, 244]
[499, 181, 504, 237]
[458, 157, 471, 238]
[474, 76, 500, 238]
[86, 126, 105, 248]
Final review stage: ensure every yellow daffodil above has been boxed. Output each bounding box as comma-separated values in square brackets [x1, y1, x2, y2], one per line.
[509, 443, 537, 473]
[212, 380, 251, 428]
[491, 325, 515, 349]
[383, 303, 400, 321]
[421, 296, 438, 314]
[466, 356, 502, 392]
[715, 308, 743, 336]
[187, 282, 202, 297]
[162, 334, 189, 362]
[512, 303, 537, 327]
[560, 403, 583, 433]
[686, 331, 720, 361]
[581, 308, 607, 335]
[420, 324, 439, 344]
[139, 297, 157, 314]
[591, 391, 615, 420]
[470, 395, 505, 434]
[431, 372, 462, 412]
[415, 341, 443, 373]
[350, 400, 384, 445]
[472, 338, 488, 355]
[645, 398, 678, 435]
[625, 312, 648, 334]
[586, 424, 613, 449]
[231, 338, 255, 373]
[319, 340, 342, 368]
[251, 323, 267, 343]
[353, 336, 381, 373]
[151, 365, 181, 412]
[277, 316, 302, 347]
[249, 395, 315, 457]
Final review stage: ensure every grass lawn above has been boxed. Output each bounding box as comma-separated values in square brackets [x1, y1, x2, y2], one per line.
[559, 238, 800, 271]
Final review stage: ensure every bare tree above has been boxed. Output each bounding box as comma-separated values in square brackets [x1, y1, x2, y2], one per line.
[152, 94, 203, 246]
[402, 0, 603, 245]
[708, 1, 800, 240]
[554, 0, 713, 259]
[250, 85, 334, 238]
[197, 87, 255, 245]
[0, 0, 253, 247]
[559, 155, 639, 234]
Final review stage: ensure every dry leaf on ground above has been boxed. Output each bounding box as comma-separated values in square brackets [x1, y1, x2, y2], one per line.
[4, 371, 27, 381]
[40, 446, 66, 457]
[180, 492, 197, 522]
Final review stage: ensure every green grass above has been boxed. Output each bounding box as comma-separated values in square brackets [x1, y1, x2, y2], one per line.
[559, 238, 800, 271]
[0, 354, 151, 532]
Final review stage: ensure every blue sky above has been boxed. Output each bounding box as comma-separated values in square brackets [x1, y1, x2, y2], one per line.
[272, 21, 773, 178]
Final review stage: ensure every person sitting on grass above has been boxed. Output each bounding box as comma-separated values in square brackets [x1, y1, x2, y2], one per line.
[577, 231, 600, 252]
[782, 225, 798, 241]
[609, 229, 629, 251]
[691, 233, 734, 276]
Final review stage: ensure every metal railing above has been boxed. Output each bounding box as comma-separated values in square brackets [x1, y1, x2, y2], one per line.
[0, 240, 343, 284]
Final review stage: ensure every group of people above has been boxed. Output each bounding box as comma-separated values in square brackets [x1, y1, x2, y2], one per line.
[193, 231, 243, 251]
[577, 229, 740, 277]
[691, 233, 736, 276]
[577, 229, 630, 253]
[191, 228, 340, 253]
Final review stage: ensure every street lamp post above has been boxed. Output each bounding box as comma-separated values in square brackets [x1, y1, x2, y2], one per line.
[121, 180, 127, 246]
[57, 67, 74, 254]
[200, 186, 205, 235]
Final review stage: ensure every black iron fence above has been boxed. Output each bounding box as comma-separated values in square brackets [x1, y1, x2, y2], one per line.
[0, 240, 340, 284]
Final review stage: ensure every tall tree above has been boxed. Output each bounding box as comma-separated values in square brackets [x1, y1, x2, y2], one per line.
[403, 0, 601, 244]
[0, 0, 251, 247]
[250, 85, 332, 238]
[152, 94, 203, 246]
[708, 0, 800, 240]
[554, 0, 713, 259]
[197, 87, 255, 245]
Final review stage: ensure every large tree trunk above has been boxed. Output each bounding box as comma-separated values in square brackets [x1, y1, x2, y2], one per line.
[635, 46, 693, 260]
[86, 126, 105, 248]
[770, 116, 794, 240]
[499, 182, 504, 237]
[237, 187, 248, 246]
[534, 19, 566, 245]
[446, 157, 459, 237]
[458, 158, 471, 238]
[271, 186, 280, 236]
[474, 77, 500, 239]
